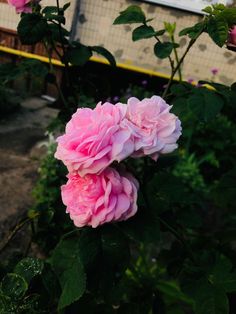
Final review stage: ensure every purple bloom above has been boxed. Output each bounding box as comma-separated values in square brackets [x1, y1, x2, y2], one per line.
[187, 78, 194, 84]
[113, 96, 119, 102]
[141, 80, 148, 86]
[211, 68, 219, 75]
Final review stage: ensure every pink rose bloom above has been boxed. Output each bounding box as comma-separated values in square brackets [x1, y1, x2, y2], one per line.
[125, 96, 182, 160]
[7, 0, 32, 13]
[55, 102, 134, 176]
[61, 167, 139, 228]
[228, 26, 236, 46]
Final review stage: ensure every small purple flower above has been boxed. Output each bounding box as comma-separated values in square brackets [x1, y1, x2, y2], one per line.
[141, 80, 148, 86]
[196, 83, 203, 88]
[187, 78, 194, 84]
[113, 96, 119, 102]
[211, 68, 219, 75]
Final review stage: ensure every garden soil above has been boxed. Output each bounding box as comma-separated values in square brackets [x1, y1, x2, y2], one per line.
[0, 98, 58, 258]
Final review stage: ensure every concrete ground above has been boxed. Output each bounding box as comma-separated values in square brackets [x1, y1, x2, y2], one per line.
[0, 98, 58, 257]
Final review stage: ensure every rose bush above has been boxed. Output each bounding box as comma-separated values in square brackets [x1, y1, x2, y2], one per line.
[1, 2, 236, 314]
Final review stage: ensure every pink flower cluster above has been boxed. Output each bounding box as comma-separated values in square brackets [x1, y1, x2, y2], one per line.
[55, 96, 182, 228]
[7, 0, 40, 13]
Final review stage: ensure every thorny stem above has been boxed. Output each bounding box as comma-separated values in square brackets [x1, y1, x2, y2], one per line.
[162, 38, 198, 99]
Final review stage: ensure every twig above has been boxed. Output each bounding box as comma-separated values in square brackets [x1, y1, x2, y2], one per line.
[0, 214, 39, 253]
[162, 38, 197, 99]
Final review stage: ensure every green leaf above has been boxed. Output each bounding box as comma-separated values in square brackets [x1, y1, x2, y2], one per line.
[48, 23, 69, 43]
[63, 2, 70, 11]
[154, 42, 174, 59]
[202, 6, 213, 14]
[218, 8, 236, 27]
[46, 14, 66, 24]
[14, 257, 44, 284]
[51, 237, 86, 309]
[155, 29, 166, 36]
[179, 22, 205, 39]
[156, 280, 193, 304]
[195, 283, 229, 314]
[0, 294, 16, 313]
[1, 273, 28, 301]
[113, 5, 146, 25]
[17, 14, 48, 45]
[67, 43, 92, 66]
[188, 90, 223, 121]
[132, 25, 156, 41]
[91, 46, 116, 67]
[170, 83, 193, 96]
[58, 260, 86, 309]
[209, 255, 236, 293]
[42, 6, 58, 14]
[207, 17, 228, 47]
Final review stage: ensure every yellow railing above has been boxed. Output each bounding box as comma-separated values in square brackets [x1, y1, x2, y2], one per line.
[0, 44, 171, 80]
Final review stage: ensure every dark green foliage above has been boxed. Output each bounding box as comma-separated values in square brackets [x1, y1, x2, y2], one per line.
[17, 14, 48, 45]
[132, 25, 157, 41]
[154, 42, 178, 59]
[90, 46, 116, 67]
[113, 5, 146, 25]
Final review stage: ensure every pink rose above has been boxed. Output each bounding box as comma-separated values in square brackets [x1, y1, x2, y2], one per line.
[61, 167, 139, 228]
[125, 96, 182, 160]
[7, 0, 32, 13]
[228, 26, 236, 46]
[55, 102, 134, 176]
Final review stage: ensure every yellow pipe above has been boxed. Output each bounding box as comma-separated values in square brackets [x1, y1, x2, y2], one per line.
[0, 45, 215, 90]
[0, 45, 63, 66]
[0, 44, 172, 79]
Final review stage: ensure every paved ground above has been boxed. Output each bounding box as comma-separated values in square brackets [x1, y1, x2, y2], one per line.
[0, 98, 58, 256]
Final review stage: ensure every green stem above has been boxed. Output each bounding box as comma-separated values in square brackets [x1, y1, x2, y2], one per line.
[162, 38, 198, 99]
[43, 40, 68, 107]
[171, 35, 182, 81]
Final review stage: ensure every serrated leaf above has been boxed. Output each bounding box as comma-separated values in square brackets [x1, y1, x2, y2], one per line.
[17, 14, 48, 45]
[91, 46, 116, 67]
[179, 22, 205, 39]
[188, 90, 223, 121]
[14, 257, 44, 284]
[218, 8, 236, 27]
[132, 25, 156, 41]
[58, 260, 86, 309]
[51, 237, 86, 309]
[154, 42, 174, 59]
[113, 5, 146, 25]
[1, 273, 28, 301]
[202, 6, 213, 14]
[67, 43, 92, 66]
[207, 17, 228, 47]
